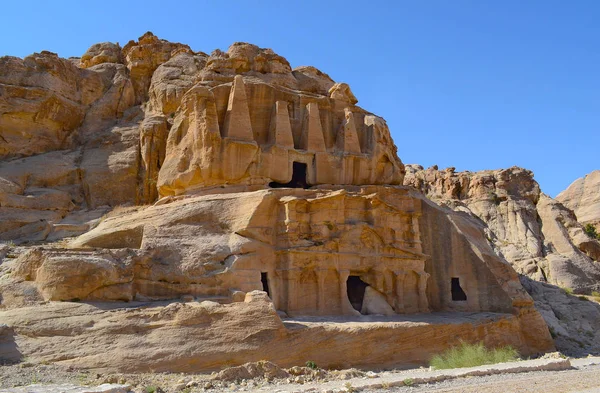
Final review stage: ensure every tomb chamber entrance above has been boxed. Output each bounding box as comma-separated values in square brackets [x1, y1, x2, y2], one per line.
[346, 276, 369, 313]
[451, 277, 467, 301]
[269, 162, 309, 189]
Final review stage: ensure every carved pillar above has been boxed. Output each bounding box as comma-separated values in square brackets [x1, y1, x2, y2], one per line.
[410, 215, 423, 252]
[315, 269, 328, 314]
[338, 269, 353, 315]
[383, 269, 395, 312]
[394, 270, 406, 313]
[418, 271, 430, 313]
[270, 269, 280, 310]
[286, 270, 298, 314]
[223, 75, 254, 141]
[373, 267, 385, 291]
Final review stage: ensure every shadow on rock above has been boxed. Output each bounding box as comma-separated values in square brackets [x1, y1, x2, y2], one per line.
[0, 324, 22, 364]
[521, 275, 600, 357]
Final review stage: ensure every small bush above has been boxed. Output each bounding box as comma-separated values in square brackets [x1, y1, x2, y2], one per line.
[561, 287, 574, 295]
[403, 378, 414, 386]
[578, 295, 589, 301]
[430, 341, 519, 370]
[145, 386, 158, 393]
[584, 224, 600, 240]
[591, 291, 600, 298]
[305, 360, 317, 369]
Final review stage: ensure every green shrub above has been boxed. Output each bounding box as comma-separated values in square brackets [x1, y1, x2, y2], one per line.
[561, 287, 574, 295]
[578, 295, 589, 301]
[591, 291, 600, 298]
[145, 386, 158, 393]
[430, 341, 519, 370]
[584, 224, 600, 240]
[305, 360, 317, 369]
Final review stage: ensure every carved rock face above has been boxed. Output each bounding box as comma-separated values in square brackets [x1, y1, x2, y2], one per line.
[0, 33, 556, 370]
[404, 165, 600, 293]
[157, 74, 405, 196]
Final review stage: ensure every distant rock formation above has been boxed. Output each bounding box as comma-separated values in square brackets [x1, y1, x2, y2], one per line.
[557, 170, 600, 232]
[404, 165, 600, 294]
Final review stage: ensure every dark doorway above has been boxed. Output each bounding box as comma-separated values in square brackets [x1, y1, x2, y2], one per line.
[451, 277, 467, 301]
[261, 272, 271, 297]
[347, 276, 369, 312]
[269, 162, 309, 189]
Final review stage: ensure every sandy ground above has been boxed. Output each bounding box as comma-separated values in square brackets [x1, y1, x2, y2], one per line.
[2, 359, 599, 393]
[373, 364, 600, 393]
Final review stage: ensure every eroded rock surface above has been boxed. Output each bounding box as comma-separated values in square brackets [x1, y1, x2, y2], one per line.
[557, 170, 600, 231]
[404, 165, 600, 293]
[0, 291, 550, 373]
[521, 276, 600, 357]
[0, 185, 554, 368]
[0, 33, 403, 243]
[0, 33, 558, 372]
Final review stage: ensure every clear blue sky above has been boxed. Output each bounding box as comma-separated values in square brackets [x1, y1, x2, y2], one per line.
[1, 0, 598, 197]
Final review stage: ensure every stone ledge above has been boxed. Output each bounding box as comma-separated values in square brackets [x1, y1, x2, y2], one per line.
[254, 358, 572, 392]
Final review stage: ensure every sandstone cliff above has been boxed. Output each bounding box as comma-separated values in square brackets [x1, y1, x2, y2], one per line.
[557, 170, 600, 232]
[404, 165, 600, 294]
[0, 33, 556, 370]
[0, 187, 554, 370]
[0, 32, 403, 243]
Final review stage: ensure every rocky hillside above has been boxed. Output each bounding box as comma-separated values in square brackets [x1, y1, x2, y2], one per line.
[0, 32, 561, 370]
[404, 165, 600, 294]
[0, 31, 397, 244]
[404, 165, 600, 356]
[557, 170, 600, 231]
[1, 31, 598, 370]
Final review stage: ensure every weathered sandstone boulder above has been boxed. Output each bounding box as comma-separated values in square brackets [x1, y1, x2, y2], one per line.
[0, 51, 135, 159]
[557, 170, 600, 231]
[213, 360, 290, 381]
[80, 42, 123, 68]
[12, 248, 137, 301]
[404, 165, 600, 294]
[361, 286, 395, 316]
[199, 42, 296, 88]
[147, 52, 208, 115]
[122, 32, 191, 103]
